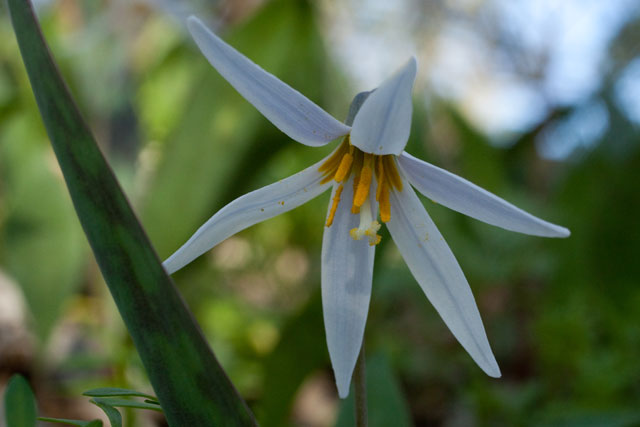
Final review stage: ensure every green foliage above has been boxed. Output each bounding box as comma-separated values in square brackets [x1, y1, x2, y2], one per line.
[257, 291, 328, 427]
[38, 387, 164, 427]
[4, 375, 37, 427]
[1, 0, 639, 425]
[82, 387, 157, 400]
[0, 46, 86, 342]
[141, 0, 330, 258]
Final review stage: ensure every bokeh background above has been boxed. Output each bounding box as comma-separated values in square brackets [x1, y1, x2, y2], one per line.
[1, 0, 639, 425]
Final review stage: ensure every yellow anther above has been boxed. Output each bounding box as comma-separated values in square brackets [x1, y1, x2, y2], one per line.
[319, 137, 350, 184]
[326, 184, 343, 227]
[351, 175, 361, 214]
[379, 181, 391, 223]
[319, 139, 400, 238]
[383, 156, 403, 191]
[353, 154, 373, 207]
[376, 156, 385, 201]
[334, 153, 353, 182]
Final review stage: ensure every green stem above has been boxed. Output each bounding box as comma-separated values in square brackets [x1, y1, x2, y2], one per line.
[354, 342, 368, 427]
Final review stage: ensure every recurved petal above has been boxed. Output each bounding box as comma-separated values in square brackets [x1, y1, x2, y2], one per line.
[163, 157, 332, 274]
[322, 178, 376, 398]
[397, 152, 570, 238]
[386, 183, 501, 378]
[350, 57, 417, 155]
[187, 16, 351, 146]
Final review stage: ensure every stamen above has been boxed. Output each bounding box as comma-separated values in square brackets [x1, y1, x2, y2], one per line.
[379, 181, 391, 223]
[319, 137, 350, 184]
[320, 140, 400, 238]
[353, 154, 373, 207]
[326, 184, 343, 227]
[334, 153, 353, 182]
[383, 156, 403, 191]
[376, 156, 385, 201]
[351, 175, 361, 214]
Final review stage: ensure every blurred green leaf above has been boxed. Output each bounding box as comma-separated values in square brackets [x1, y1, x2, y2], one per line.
[142, 0, 333, 258]
[83, 387, 156, 400]
[335, 353, 412, 427]
[258, 291, 328, 427]
[7, 0, 255, 425]
[535, 408, 640, 427]
[0, 114, 86, 339]
[4, 375, 37, 427]
[38, 418, 102, 427]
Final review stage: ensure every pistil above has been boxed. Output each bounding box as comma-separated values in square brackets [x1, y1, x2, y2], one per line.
[349, 198, 382, 246]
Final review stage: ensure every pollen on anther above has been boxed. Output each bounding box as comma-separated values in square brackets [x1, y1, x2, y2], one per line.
[379, 181, 391, 223]
[353, 160, 372, 207]
[383, 156, 403, 191]
[334, 153, 353, 182]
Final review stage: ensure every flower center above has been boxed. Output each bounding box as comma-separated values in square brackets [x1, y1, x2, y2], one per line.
[319, 135, 403, 245]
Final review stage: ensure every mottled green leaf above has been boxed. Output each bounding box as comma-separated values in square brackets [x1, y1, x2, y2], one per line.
[7, 0, 255, 425]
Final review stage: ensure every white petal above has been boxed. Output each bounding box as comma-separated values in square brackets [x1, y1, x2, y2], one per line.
[397, 152, 570, 238]
[187, 16, 351, 146]
[386, 183, 501, 378]
[321, 178, 376, 398]
[163, 157, 332, 273]
[350, 57, 417, 155]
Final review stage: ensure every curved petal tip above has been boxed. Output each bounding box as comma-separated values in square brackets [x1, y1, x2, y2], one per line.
[555, 226, 571, 238]
[336, 378, 350, 399]
[484, 360, 502, 378]
[407, 55, 418, 71]
[186, 15, 350, 146]
[350, 57, 417, 155]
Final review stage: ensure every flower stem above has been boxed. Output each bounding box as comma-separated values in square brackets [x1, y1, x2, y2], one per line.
[354, 342, 368, 427]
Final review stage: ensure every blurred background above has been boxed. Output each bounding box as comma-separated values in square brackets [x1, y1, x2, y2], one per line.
[1, 0, 639, 425]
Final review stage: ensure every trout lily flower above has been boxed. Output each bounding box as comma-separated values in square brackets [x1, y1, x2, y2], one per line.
[165, 16, 570, 398]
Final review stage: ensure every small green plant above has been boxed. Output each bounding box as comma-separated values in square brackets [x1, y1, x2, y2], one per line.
[3, 374, 163, 427]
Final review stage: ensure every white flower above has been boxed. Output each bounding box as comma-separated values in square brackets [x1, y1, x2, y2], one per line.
[164, 16, 571, 398]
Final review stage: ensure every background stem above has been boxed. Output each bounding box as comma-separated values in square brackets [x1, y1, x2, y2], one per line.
[354, 342, 368, 427]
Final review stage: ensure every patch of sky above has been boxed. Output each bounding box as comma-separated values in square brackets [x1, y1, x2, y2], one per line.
[614, 58, 640, 125]
[323, 0, 637, 158]
[537, 100, 609, 161]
